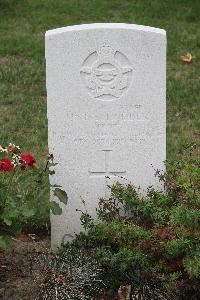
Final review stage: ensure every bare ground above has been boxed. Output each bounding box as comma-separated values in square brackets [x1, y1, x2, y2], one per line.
[0, 234, 50, 300]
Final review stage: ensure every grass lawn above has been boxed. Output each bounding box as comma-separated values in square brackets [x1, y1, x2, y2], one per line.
[0, 0, 199, 161]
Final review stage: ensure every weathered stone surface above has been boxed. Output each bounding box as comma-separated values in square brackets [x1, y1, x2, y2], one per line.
[45, 23, 166, 249]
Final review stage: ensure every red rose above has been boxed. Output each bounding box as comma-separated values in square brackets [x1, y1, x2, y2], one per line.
[0, 158, 14, 172]
[20, 152, 36, 167]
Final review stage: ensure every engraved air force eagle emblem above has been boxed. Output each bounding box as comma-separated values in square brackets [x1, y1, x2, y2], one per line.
[80, 45, 133, 100]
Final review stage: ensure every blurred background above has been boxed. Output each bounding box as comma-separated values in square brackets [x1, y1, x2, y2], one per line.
[0, 0, 199, 162]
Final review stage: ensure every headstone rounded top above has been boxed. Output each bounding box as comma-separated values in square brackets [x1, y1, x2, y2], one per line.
[46, 21, 166, 250]
[45, 23, 166, 37]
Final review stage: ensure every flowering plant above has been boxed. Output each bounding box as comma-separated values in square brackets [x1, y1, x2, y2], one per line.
[0, 144, 36, 171]
[0, 144, 66, 249]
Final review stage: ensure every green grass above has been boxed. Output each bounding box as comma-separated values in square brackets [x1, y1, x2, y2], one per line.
[0, 0, 199, 162]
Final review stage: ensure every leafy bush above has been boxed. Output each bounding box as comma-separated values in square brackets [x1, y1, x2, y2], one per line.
[67, 144, 199, 299]
[0, 143, 67, 249]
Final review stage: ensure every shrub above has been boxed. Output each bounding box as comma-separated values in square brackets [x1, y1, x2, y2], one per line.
[0, 143, 67, 249]
[37, 144, 199, 298]
[71, 143, 200, 298]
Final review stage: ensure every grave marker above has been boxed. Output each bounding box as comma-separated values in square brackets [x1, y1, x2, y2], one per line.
[45, 23, 166, 249]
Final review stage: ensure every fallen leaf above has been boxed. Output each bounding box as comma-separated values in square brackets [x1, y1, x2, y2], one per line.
[180, 53, 193, 63]
[175, 112, 181, 117]
[28, 233, 38, 240]
[12, 234, 30, 242]
[12, 233, 39, 242]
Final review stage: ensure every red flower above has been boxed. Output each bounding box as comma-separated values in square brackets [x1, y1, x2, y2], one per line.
[0, 158, 14, 172]
[20, 152, 36, 167]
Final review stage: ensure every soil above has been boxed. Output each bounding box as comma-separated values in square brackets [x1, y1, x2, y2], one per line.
[0, 231, 177, 300]
[0, 233, 50, 300]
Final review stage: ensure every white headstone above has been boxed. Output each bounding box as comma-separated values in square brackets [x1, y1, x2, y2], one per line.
[45, 23, 166, 249]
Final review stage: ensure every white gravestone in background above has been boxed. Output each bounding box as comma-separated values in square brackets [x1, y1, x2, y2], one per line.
[45, 23, 166, 249]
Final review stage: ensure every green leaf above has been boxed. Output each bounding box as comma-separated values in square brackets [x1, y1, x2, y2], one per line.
[177, 175, 187, 186]
[49, 169, 55, 175]
[9, 224, 22, 236]
[54, 188, 68, 205]
[50, 201, 62, 215]
[21, 207, 35, 218]
[0, 235, 11, 249]
[48, 162, 58, 167]
[4, 218, 12, 226]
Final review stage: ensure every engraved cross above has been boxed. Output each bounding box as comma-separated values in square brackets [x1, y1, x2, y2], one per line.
[89, 150, 126, 179]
